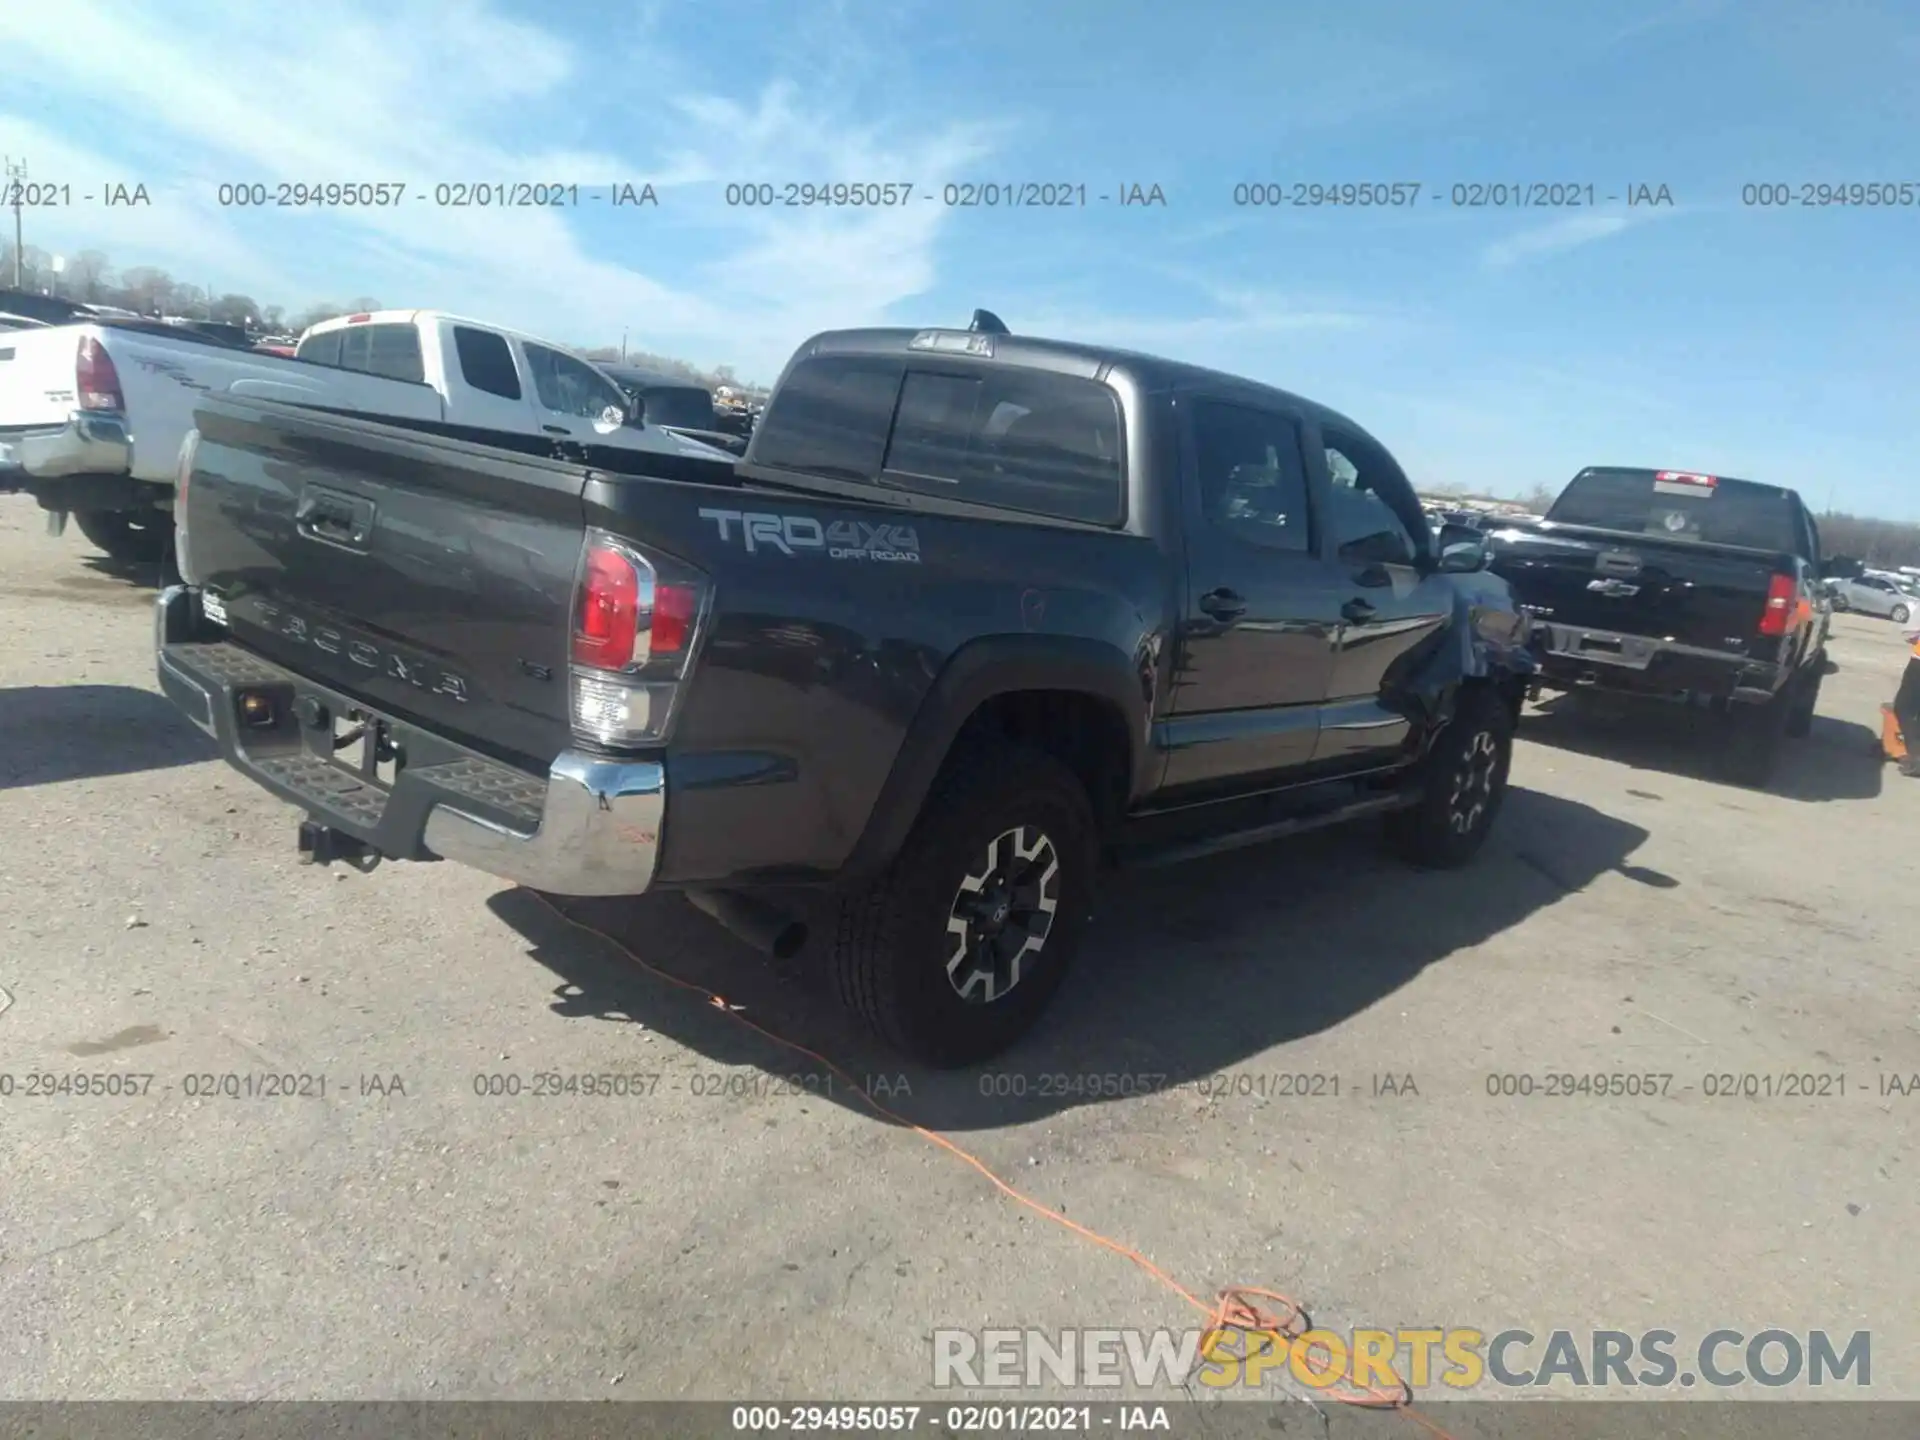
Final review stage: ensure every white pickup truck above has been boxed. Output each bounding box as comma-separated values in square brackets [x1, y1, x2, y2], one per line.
[0, 308, 730, 564]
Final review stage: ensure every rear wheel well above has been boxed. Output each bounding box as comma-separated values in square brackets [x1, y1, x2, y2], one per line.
[946, 689, 1132, 835]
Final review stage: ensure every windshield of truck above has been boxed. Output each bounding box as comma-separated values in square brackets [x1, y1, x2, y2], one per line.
[1546, 468, 1803, 552]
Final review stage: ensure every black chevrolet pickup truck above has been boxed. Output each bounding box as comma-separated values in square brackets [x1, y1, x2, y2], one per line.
[1485, 466, 1828, 786]
[156, 314, 1535, 1064]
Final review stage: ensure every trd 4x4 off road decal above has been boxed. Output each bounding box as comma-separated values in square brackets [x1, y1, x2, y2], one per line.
[697, 508, 920, 562]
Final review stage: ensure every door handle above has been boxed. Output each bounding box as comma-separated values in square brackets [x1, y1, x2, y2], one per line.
[1341, 597, 1377, 623]
[542, 424, 570, 435]
[1199, 588, 1248, 621]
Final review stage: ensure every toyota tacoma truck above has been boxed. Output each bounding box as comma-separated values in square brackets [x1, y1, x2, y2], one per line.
[0, 307, 729, 566]
[1485, 466, 1828, 786]
[155, 312, 1535, 1065]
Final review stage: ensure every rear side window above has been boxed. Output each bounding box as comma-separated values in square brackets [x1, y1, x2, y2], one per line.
[883, 368, 1124, 525]
[752, 356, 903, 481]
[361, 323, 424, 383]
[1548, 469, 1802, 551]
[338, 325, 371, 372]
[296, 328, 342, 366]
[453, 326, 521, 400]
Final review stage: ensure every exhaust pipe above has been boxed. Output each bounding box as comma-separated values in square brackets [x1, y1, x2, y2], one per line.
[685, 889, 808, 960]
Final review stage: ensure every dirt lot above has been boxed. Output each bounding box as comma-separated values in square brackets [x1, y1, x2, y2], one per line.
[1, 492, 1915, 1409]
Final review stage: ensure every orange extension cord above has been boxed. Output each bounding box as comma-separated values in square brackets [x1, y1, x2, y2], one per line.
[532, 892, 1457, 1439]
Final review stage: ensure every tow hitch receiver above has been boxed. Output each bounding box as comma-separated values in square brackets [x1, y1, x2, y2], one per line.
[297, 819, 382, 873]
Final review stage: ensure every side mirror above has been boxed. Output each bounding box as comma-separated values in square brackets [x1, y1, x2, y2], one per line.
[1439, 539, 1489, 574]
[621, 393, 646, 427]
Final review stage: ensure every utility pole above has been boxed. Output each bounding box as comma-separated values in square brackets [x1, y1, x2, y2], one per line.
[4, 156, 26, 288]
[621, 328, 628, 363]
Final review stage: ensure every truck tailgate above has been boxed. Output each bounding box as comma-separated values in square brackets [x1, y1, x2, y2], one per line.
[0, 326, 82, 432]
[184, 398, 586, 767]
[1488, 523, 1786, 647]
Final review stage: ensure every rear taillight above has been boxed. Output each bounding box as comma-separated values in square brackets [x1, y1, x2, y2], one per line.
[1758, 572, 1797, 636]
[573, 546, 641, 669]
[76, 335, 124, 411]
[568, 531, 709, 747]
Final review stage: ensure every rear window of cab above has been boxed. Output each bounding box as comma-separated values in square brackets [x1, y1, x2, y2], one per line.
[752, 354, 1124, 526]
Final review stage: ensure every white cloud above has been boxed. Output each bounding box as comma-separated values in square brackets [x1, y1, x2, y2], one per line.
[0, 0, 1007, 378]
[1604, 0, 1737, 48]
[1013, 290, 1384, 378]
[1480, 210, 1663, 269]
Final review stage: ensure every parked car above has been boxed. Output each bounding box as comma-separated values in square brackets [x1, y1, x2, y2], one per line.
[155, 312, 1536, 1065]
[1485, 467, 1828, 785]
[0, 307, 732, 565]
[1829, 572, 1920, 621]
[598, 364, 747, 456]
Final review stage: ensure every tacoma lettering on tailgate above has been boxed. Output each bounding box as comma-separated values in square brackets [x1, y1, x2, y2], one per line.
[252, 602, 469, 701]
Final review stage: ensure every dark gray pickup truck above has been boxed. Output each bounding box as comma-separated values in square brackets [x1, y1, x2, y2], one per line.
[155, 314, 1536, 1064]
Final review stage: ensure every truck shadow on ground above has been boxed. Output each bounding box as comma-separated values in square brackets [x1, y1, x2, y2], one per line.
[76, 553, 176, 590]
[0, 684, 216, 790]
[1520, 695, 1884, 803]
[488, 784, 1665, 1132]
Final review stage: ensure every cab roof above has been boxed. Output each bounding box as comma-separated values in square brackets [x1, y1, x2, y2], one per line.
[793, 324, 1377, 439]
[300, 308, 592, 355]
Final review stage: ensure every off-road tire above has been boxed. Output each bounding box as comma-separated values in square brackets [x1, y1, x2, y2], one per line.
[1722, 690, 1789, 787]
[73, 507, 171, 566]
[830, 744, 1098, 1067]
[1385, 685, 1514, 869]
[1784, 664, 1821, 740]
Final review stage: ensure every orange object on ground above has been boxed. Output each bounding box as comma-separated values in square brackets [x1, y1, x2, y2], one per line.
[1883, 703, 1908, 762]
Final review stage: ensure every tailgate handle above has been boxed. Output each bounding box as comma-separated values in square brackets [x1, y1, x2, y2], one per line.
[1594, 549, 1643, 577]
[295, 488, 375, 549]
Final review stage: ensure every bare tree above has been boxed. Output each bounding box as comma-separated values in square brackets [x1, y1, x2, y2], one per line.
[118, 265, 176, 315]
[67, 249, 111, 301]
[1818, 511, 1920, 570]
[209, 292, 262, 325]
[1520, 482, 1558, 514]
[3, 244, 53, 292]
[290, 302, 345, 332]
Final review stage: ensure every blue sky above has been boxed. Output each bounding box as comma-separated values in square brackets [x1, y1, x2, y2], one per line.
[3, 0, 1918, 515]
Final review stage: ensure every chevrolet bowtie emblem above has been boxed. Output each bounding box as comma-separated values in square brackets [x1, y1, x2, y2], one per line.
[1587, 578, 1640, 597]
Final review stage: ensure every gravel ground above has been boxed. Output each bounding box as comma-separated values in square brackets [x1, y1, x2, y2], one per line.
[0, 493, 1914, 1411]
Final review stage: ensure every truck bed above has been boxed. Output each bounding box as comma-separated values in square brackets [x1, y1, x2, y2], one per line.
[0, 320, 444, 483]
